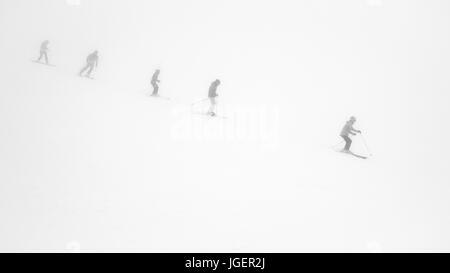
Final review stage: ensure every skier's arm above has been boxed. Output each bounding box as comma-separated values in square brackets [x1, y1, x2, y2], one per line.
[351, 127, 361, 134]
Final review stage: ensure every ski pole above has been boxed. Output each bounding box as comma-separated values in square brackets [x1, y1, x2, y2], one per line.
[190, 98, 209, 106]
[359, 133, 372, 156]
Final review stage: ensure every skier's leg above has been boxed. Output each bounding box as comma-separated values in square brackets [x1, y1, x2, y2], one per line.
[44, 52, 48, 64]
[79, 63, 88, 76]
[152, 83, 159, 96]
[207, 98, 212, 114]
[37, 51, 43, 62]
[208, 98, 216, 115]
[86, 63, 94, 77]
[342, 136, 352, 151]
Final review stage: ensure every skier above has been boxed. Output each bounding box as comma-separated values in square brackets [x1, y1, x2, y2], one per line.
[207, 79, 221, 116]
[79, 50, 99, 78]
[340, 116, 362, 153]
[36, 40, 50, 64]
[150, 69, 161, 96]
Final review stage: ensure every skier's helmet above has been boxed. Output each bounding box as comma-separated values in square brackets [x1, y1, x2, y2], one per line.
[350, 116, 356, 121]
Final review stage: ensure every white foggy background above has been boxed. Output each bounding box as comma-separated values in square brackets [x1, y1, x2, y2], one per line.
[0, 0, 449, 252]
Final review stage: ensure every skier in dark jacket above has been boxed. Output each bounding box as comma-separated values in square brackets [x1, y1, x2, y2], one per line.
[79, 50, 99, 77]
[36, 40, 50, 64]
[207, 79, 221, 116]
[150, 69, 161, 96]
[340, 116, 361, 152]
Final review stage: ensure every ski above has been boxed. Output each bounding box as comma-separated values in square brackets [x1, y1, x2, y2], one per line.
[149, 94, 170, 100]
[339, 150, 368, 160]
[31, 60, 56, 67]
[78, 74, 94, 80]
[192, 112, 227, 119]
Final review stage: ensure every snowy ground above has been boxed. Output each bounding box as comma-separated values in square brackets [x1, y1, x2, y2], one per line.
[0, 0, 450, 252]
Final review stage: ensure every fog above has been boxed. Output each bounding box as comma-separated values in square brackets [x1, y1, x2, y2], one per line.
[0, 0, 450, 252]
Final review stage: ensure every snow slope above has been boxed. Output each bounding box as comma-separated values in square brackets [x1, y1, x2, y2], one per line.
[0, 0, 450, 252]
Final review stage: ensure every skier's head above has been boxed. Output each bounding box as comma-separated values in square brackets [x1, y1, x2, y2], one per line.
[93, 50, 98, 55]
[43, 40, 49, 44]
[155, 69, 160, 74]
[215, 79, 221, 85]
[350, 116, 357, 123]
